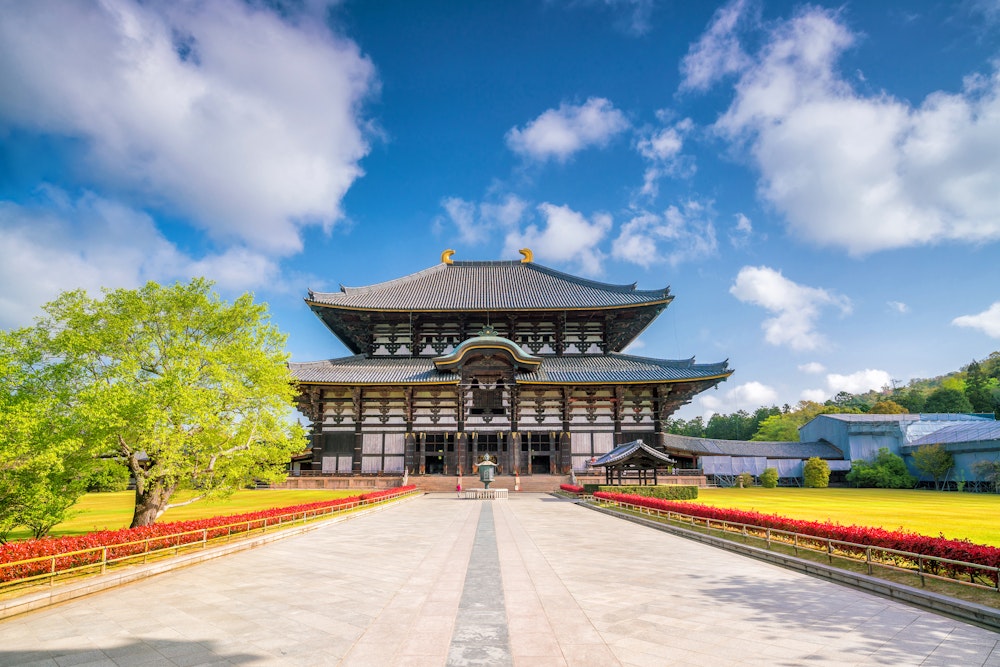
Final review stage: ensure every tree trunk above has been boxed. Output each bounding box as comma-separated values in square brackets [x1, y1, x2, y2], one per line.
[130, 482, 173, 528]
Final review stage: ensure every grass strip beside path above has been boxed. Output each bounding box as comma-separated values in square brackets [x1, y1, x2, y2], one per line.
[5, 489, 360, 541]
[694, 488, 1000, 547]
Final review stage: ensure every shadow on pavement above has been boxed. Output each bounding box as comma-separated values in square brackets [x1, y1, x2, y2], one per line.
[0, 638, 262, 666]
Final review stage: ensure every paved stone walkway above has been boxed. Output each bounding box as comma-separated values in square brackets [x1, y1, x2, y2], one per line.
[0, 493, 997, 666]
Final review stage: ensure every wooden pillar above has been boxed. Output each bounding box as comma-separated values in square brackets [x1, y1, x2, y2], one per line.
[418, 432, 426, 475]
[455, 385, 466, 473]
[403, 387, 415, 473]
[352, 387, 364, 473]
[455, 432, 467, 475]
[508, 386, 519, 474]
[654, 385, 669, 451]
[613, 385, 624, 444]
[560, 387, 572, 474]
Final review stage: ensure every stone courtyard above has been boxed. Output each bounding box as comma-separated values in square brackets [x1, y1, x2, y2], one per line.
[0, 493, 997, 666]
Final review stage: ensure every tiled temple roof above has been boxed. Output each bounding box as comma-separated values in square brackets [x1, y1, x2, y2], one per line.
[307, 260, 671, 311]
[289, 353, 730, 385]
[660, 433, 843, 459]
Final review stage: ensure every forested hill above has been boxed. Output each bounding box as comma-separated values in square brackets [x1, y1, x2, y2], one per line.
[666, 351, 1000, 442]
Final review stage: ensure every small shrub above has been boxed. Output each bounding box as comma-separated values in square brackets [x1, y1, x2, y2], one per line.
[560, 484, 584, 494]
[803, 457, 830, 488]
[582, 483, 602, 495]
[736, 472, 755, 488]
[759, 468, 779, 488]
[846, 448, 915, 488]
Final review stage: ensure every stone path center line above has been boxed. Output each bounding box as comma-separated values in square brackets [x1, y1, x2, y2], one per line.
[447, 502, 513, 666]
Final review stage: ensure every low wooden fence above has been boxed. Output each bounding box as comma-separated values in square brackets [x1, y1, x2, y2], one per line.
[591, 495, 1000, 594]
[0, 489, 420, 594]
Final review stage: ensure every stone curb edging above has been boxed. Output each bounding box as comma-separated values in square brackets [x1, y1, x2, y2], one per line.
[578, 499, 1000, 633]
[0, 493, 423, 622]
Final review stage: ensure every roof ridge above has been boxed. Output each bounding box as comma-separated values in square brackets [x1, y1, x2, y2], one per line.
[524, 261, 669, 296]
[314, 263, 450, 297]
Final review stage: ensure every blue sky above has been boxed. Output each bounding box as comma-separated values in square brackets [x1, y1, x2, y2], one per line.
[2, 0, 999, 419]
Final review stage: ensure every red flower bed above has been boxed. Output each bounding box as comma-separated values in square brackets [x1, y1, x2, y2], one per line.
[0, 485, 416, 583]
[560, 484, 584, 494]
[594, 491, 1000, 581]
[360, 485, 416, 501]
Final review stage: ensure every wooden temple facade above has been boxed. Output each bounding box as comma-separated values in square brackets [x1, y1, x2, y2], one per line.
[290, 250, 732, 477]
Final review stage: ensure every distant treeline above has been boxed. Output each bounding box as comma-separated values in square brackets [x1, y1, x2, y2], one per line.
[666, 352, 1000, 442]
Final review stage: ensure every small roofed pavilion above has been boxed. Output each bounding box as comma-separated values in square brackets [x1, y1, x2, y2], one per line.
[591, 439, 676, 486]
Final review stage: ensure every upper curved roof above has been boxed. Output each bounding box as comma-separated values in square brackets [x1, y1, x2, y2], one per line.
[307, 260, 672, 312]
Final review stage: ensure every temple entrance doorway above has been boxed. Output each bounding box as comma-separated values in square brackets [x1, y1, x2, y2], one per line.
[424, 455, 445, 474]
[530, 455, 551, 475]
[421, 433, 450, 475]
[522, 431, 558, 474]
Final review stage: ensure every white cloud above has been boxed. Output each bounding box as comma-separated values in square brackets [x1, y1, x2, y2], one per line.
[699, 380, 779, 418]
[0, 190, 279, 329]
[729, 212, 753, 246]
[503, 203, 611, 275]
[438, 194, 529, 245]
[0, 1, 376, 255]
[707, 7, 1000, 255]
[567, 0, 656, 36]
[680, 0, 753, 92]
[506, 98, 629, 162]
[887, 300, 910, 314]
[636, 116, 694, 198]
[612, 201, 718, 267]
[953, 302, 1000, 338]
[622, 338, 646, 353]
[826, 369, 893, 395]
[604, 0, 656, 36]
[802, 369, 893, 403]
[798, 362, 826, 374]
[800, 388, 828, 403]
[730, 266, 851, 351]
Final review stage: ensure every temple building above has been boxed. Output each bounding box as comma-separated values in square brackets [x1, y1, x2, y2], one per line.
[290, 249, 732, 477]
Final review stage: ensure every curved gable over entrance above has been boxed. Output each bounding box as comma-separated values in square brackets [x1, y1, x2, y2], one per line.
[433, 330, 542, 374]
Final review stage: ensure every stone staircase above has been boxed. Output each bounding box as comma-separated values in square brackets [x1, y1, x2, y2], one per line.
[415, 474, 569, 493]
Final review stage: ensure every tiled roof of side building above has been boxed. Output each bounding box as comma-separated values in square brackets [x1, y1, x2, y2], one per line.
[818, 413, 993, 423]
[306, 260, 672, 311]
[661, 433, 844, 459]
[289, 353, 730, 385]
[907, 421, 1000, 447]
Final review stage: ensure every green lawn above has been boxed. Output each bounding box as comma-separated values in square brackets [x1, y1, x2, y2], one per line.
[6, 489, 361, 540]
[694, 487, 1000, 546]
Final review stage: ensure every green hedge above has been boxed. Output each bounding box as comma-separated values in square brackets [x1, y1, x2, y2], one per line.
[596, 484, 698, 500]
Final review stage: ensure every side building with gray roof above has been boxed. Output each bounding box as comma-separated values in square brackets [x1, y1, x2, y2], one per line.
[800, 413, 1000, 487]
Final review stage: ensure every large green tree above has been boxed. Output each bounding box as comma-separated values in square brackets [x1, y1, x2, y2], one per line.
[0, 329, 90, 540]
[964, 360, 995, 414]
[39, 279, 305, 528]
[923, 387, 973, 413]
